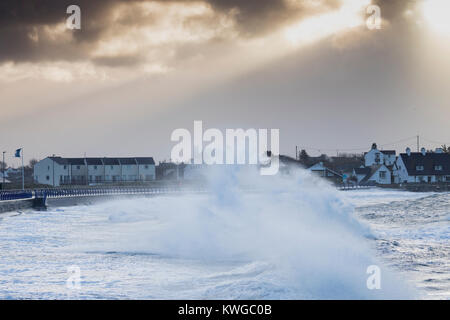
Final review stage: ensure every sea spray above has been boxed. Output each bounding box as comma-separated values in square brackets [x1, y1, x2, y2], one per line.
[85, 166, 417, 299]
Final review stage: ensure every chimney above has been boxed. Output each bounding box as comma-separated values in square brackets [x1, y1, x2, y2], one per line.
[406, 147, 411, 156]
[421, 147, 426, 156]
[371, 143, 377, 150]
[435, 148, 444, 154]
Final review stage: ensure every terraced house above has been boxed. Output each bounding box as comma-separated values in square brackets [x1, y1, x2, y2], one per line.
[34, 156, 155, 186]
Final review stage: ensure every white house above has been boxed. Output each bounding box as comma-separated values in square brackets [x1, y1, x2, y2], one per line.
[87, 158, 104, 184]
[364, 143, 396, 166]
[0, 172, 12, 185]
[34, 157, 71, 187]
[358, 164, 392, 185]
[136, 157, 156, 181]
[308, 162, 343, 180]
[68, 158, 88, 185]
[351, 167, 371, 184]
[118, 158, 138, 182]
[394, 147, 450, 183]
[104, 158, 121, 182]
[34, 156, 156, 186]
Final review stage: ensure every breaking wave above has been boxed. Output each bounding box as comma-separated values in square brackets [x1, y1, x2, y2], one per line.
[81, 166, 417, 299]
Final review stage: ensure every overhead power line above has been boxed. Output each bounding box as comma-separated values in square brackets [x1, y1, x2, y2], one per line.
[298, 135, 418, 153]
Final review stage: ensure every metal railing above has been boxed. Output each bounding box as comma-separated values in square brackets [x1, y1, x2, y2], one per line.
[1, 187, 206, 201]
[0, 190, 34, 201]
[337, 185, 372, 191]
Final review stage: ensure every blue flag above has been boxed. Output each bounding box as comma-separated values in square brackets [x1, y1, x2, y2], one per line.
[15, 148, 22, 158]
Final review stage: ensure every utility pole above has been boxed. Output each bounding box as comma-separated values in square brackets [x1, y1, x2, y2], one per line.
[21, 149, 24, 190]
[2, 151, 5, 185]
[295, 146, 298, 160]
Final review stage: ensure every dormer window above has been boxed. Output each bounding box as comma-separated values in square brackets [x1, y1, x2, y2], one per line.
[416, 165, 424, 171]
[435, 165, 443, 171]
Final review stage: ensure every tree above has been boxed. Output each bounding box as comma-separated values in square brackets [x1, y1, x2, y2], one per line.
[299, 149, 310, 164]
[441, 145, 450, 154]
[29, 159, 38, 168]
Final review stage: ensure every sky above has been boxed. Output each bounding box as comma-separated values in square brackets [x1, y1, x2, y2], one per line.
[0, 0, 450, 166]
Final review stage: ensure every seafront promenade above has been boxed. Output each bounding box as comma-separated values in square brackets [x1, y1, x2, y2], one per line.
[0, 186, 207, 213]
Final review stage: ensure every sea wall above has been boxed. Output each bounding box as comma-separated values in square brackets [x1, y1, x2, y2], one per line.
[0, 198, 33, 214]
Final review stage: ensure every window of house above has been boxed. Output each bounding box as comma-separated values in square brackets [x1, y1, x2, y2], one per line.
[446, 176, 450, 182]
[435, 165, 443, 171]
[375, 153, 381, 163]
[110, 166, 114, 170]
[416, 165, 424, 171]
[94, 165, 97, 170]
[144, 165, 149, 169]
[64, 165, 67, 170]
[46, 175, 50, 180]
[77, 165, 80, 170]
[48, 166, 50, 170]
[379, 171, 386, 179]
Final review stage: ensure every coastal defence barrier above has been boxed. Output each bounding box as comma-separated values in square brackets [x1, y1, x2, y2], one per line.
[0, 187, 207, 213]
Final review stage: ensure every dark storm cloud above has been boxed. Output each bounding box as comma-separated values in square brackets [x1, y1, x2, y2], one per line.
[373, 0, 417, 20]
[0, 0, 413, 65]
[0, 0, 120, 63]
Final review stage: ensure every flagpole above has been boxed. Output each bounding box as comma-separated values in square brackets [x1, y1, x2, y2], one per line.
[21, 148, 24, 190]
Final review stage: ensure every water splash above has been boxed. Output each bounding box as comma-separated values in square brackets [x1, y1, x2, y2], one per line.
[95, 166, 417, 299]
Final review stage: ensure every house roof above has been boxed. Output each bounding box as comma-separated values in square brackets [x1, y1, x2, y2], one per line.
[66, 158, 86, 165]
[135, 157, 155, 165]
[103, 158, 120, 165]
[381, 150, 396, 155]
[309, 162, 343, 178]
[400, 152, 450, 176]
[354, 167, 371, 175]
[45, 157, 156, 166]
[85, 158, 103, 165]
[360, 165, 384, 183]
[49, 156, 69, 165]
[118, 158, 137, 165]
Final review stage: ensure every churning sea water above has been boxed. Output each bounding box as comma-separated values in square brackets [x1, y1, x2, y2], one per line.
[0, 169, 447, 299]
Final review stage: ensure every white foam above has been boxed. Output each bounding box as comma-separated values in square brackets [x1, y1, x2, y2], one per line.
[73, 166, 417, 299]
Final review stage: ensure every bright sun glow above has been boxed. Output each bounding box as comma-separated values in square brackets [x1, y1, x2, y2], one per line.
[422, 0, 450, 35]
[284, 0, 370, 45]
